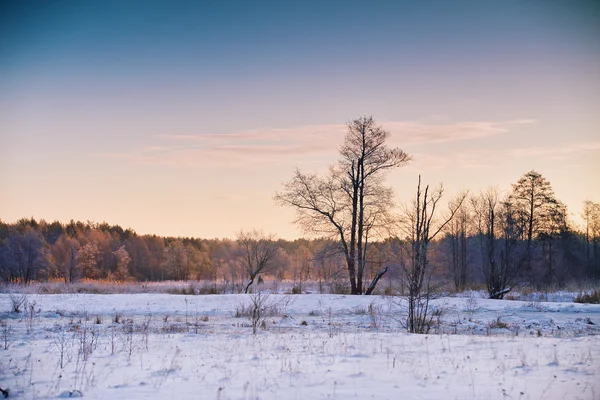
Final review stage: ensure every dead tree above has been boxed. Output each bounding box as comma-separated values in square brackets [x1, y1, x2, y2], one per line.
[276, 116, 410, 294]
[237, 230, 279, 293]
[401, 176, 465, 333]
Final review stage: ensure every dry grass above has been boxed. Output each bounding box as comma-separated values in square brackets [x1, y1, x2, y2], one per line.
[574, 289, 600, 304]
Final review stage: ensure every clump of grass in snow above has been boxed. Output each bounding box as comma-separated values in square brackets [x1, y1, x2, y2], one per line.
[488, 317, 509, 330]
[574, 289, 600, 304]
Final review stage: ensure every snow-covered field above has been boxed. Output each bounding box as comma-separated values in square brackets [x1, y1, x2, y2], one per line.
[1, 293, 599, 399]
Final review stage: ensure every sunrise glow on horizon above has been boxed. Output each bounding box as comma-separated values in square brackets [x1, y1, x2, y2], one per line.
[2, 0, 599, 239]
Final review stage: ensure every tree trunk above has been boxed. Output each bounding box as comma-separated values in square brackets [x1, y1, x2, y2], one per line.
[346, 256, 358, 294]
[365, 267, 388, 295]
[489, 287, 510, 299]
[244, 275, 255, 294]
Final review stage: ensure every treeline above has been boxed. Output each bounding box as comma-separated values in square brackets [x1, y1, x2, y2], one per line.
[0, 219, 349, 291]
[0, 181, 598, 293]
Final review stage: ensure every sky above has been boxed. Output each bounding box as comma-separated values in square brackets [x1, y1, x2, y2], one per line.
[1, 0, 599, 239]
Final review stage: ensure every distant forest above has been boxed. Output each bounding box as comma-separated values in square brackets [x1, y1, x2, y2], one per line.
[1, 189, 598, 294]
[2, 117, 599, 296]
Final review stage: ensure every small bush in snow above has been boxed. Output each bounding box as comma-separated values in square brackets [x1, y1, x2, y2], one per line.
[1, 320, 15, 350]
[234, 292, 293, 334]
[9, 293, 27, 313]
[466, 292, 478, 315]
[574, 289, 600, 304]
[248, 292, 272, 334]
[368, 301, 383, 330]
[487, 317, 509, 330]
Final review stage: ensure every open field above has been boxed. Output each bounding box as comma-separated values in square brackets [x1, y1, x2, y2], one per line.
[1, 292, 599, 399]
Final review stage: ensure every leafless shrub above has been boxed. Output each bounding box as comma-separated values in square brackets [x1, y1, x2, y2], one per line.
[396, 289, 439, 334]
[487, 317, 509, 330]
[52, 325, 73, 369]
[466, 292, 478, 315]
[26, 300, 39, 333]
[248, 291, 271, 334]
[350, 306, 368, 315]
[108, 322, 119, 355]
[140, 314, 152, 350]
[9, 293, 27, 313]
[235, 294, 292, 320]
[1, 320, 15, 350]
[234, 292, 294, 334]
[160, 321, 189, 334]
[191, 313, 208, 334]
[368, 301, 384, 330]
[525, 300, 545, 311]
[74, 322, 98, 362]
[152, 347, 182, 390]
[431, 303, 448, 333]
[326, 307, 341, 338]
[274, 295, 294, 316]
[122, 319, 136, 360]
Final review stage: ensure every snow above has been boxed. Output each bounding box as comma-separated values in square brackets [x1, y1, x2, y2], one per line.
[1, 293, 598, 399]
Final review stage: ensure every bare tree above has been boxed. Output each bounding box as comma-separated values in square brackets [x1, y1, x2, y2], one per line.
[276, 116, 410, 294]
[400, 176, 465, 333]
[125, 235, 151, 280]
[237, 230, 279, 293]
[445, 194, 471, 291]
[289, 245, 312, 293]
[582, 201, 600, 278]
[162, 240, 188, 280]
[537, 200, 568, 285]
[0, 227, 49, 284]
[51, 234, 80, 283]
[312, 240, 346, 294]
[471, 189, 521, 299]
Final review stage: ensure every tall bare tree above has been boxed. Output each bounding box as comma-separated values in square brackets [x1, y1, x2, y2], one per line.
[276, 116, 410, 294]
[400, 177, 465, 333]
[471, 189, 521, 299]
[445, 194, 471, 291]
[582, 200, 600, 278]
[237, 230, 279, 293]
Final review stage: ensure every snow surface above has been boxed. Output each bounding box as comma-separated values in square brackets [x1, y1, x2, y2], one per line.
[1, 293, 598, 399]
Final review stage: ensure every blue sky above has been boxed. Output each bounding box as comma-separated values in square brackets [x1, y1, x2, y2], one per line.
[1, 0, 599, 238]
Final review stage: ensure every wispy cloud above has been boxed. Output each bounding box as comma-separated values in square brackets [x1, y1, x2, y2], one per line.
[407, 149, 502, 172]
[408, 140, 600, 172]
[94, 119, 536, 167]
[509, 141, 600, 159]
[385, 119, 536, 146]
